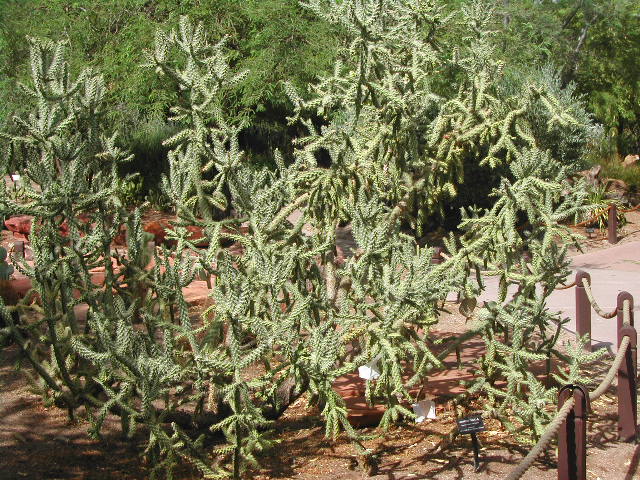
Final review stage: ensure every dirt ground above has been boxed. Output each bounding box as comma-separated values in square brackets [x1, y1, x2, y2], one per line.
[1, 319, 638, 480]
[1, 213, 640, 479]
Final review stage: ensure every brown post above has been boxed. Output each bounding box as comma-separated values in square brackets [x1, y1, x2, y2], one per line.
[575, 270, 592, 351]
[617, 291, 634, 333]
[618, 323, 637, 442]
[608, 204, 618, 244]
[558, 384, 589, 480]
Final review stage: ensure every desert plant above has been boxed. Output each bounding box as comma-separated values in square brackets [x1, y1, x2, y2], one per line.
[579, 183, 627, 230]
[0, 2, 600, 479]
[450, 148, 604, 441]
[0, 36, 135, 418]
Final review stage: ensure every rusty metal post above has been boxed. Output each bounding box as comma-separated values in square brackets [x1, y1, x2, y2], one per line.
[608, 204, 618, 244]
[558, 385, 589, 480]
[575, 270, 592, 351]
[618, 322, 637, 442]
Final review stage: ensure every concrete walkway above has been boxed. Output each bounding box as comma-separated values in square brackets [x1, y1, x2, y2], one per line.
[474, 241, 640, 351]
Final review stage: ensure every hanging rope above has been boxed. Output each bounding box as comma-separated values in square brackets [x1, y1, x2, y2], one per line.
[505, 335, 631, 480]
[555, 280, 576, 290]
[504, 299, 632, 480]
[570, 202, 638, 228]
[620, 204, 640, 214]
[581, 277, 617, 319]
[503, 396, 575, 480]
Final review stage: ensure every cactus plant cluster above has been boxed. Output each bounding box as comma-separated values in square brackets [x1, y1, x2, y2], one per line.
[0, 1, 600, 478]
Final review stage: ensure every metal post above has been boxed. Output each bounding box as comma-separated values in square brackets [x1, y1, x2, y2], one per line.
[558, 385, 589, 480]
[618, 323, 637, 442]
[608, 204, 618, 244]
[575, 271, 592, 351]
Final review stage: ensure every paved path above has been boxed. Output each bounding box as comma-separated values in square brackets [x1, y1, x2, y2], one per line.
[473, 241, 640, 351]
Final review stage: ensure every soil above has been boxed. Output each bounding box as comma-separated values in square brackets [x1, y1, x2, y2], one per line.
[2, 316, 638, 480]
[1, 212, 640, 479]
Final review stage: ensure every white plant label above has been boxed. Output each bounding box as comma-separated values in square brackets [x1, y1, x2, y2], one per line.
[412, 399, 436, 423]
[358, 356, 381, 380]
[10, 174, 21, 182]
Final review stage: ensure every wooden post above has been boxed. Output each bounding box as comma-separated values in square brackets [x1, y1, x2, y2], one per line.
[617, 291, 634, 334]
[575, 270, 592, 351]
[608, 204, 618, 244]
[558, 385, 589, 480]
[618, 323, 637, 443]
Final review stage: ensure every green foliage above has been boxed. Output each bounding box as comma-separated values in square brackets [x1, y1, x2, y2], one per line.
[452, 148, 605, 441]
[591, 156, 640, 192]
[120, 116, 180, 200]
[0, 35, 133, 417]
[580, 183, 627, 230]
[498, 0, 640, 155]
[0, 0, 338, 170]
[0, 247, 14, 280]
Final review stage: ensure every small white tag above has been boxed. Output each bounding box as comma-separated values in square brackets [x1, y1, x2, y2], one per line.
[10, 174, 21, 182]
[412, 399, 436, 423]
[358, 356, 381, 380]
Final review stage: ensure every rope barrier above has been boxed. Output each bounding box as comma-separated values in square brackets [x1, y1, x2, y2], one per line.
[620, 204, 640, 214]
[572, 212, 607, 229]
[571, 203, 614, 228]
[505, 335, 631, 480]
[504, 396, 576, 480]
[624, 299, 631, 324]
[555, 280, 576, 290]
[570, 202, 639, 228]
[590, 336, 630, 402]
[504, 299, 633, 480]
[581, 277, 617, 319]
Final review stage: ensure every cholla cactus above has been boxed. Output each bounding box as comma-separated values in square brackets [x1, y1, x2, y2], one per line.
[0, 2, 598, 479]
[0, 36, 134, 414]
[447, 148, 604, 441]
[288, 0, 579, 234]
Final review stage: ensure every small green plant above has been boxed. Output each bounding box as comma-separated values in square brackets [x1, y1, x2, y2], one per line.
[580, 184, 627, 230]
[144, 189, 174, 213]
[0, 247, 14, 280]
[119, 176, 144, 206]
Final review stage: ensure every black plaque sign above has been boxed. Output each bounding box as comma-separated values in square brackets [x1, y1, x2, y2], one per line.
[457, 415, 486, 472]
[456, 415, 486, 434]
